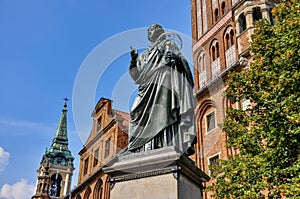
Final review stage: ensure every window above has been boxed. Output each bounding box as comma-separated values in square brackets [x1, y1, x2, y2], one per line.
[238, 13, 246, 33]
[269, 9, 275, 25]
[49, 174, 62, 197]
[224, 27, 236, 67]
[214, 8, 219, 22]
[83, 157, 89, 175]
[104, 138, 110, 158]
[97, 116, 102, 132]
[209, 154, 219, 175]
[198, 51, 206, 88]
[253, 7, 262, 22]
[206, 111, 216, 132]
[93, 148, 99, 167]
[241, 98, 251, 111]
[221, 2, 226, 15]
[211, 40, 221, 77]
[211, 40, 220, 61]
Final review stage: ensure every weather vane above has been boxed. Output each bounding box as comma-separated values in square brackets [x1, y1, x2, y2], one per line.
[63, 97, 69, 108]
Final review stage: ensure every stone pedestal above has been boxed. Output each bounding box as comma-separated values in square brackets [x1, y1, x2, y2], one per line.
[103, 147, 210, 199]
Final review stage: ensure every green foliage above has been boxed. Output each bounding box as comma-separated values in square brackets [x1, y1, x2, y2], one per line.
[208, 0, 300, 198]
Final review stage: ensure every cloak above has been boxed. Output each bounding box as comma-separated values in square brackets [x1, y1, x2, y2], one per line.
[128, 39, 196, 153]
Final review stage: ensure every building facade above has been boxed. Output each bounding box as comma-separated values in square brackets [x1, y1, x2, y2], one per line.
[191, 0, 275, 197]
[32, 102, 75, 199]
[65, 98, 129, 199]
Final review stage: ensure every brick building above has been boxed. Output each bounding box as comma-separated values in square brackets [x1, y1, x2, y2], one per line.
[65, 98, 129, 199]
[190, 0, 275, 197]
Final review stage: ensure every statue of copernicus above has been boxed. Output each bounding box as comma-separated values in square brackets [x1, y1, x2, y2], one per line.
[127, 24, 196, 156]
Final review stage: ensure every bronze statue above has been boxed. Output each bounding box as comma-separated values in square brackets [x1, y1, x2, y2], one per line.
[128, 24, 196, 156]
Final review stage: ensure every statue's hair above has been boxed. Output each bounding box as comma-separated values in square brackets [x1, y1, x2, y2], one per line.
[148, 24, 165, 35]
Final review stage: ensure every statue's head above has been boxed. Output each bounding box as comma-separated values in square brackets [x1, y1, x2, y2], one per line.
[147, 24, 165, 42]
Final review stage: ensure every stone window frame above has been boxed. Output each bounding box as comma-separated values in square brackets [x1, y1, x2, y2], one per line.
[83, 157, 89, 175]
[205, 109, 217, 134]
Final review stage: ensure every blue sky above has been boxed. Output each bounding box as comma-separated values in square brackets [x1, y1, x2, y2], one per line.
[0, 0, 192, 197]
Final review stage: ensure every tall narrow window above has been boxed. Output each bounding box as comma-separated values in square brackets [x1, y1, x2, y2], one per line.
[253, 7, 262, 22]
[269, 9, 275, 25]
[97, 116, 102, 132]
[83, 157, 89, 175]
[209, 154, 219, 175]
[238, 13, 246, 33]
[225, 34, 230, 50]
[214, 8, 219, 22]
[198, 51, 206, 88]
[212, 46, 216, 60]
[206, 111, 216, 132]
[216, 43, 219, 58]
[221, 2, 226, 15]
[93, 148, 99, 167]
[49, 174, 62, 197]
[104, 138, 110, 158]
[225, 27, 236, 67]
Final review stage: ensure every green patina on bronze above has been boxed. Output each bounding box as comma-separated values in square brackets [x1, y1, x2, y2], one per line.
[41, 103, 74, 167]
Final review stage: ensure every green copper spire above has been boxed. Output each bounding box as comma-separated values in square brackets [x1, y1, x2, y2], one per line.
[51, 102, 68, 150]
[41, 101, 74, 167]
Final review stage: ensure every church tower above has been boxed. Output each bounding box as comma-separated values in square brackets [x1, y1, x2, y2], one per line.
[32, 101, 75, 199]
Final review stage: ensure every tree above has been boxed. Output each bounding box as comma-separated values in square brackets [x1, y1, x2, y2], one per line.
[208, 0, 300, 198]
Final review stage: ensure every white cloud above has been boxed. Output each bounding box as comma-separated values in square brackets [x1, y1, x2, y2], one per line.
[0, 147, 10, 173]
[0, 179, 35, 199]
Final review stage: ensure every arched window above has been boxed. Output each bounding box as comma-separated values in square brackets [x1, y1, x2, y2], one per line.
[211, 40, 219, 61]
[238, 13, 246, 33]
[214, 8, 219, 22]
[93, 179, 103, 199]
[210, 40, 221, 78]
[83, 187, 91, 199]
[224, 26, 236, 67]
[49, 174, 62, 197]
[221, 2, 226, 15]
[253, 7, 262, 22]
[198, 51, 206, 87]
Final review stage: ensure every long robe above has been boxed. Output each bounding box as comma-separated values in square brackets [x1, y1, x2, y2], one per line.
[128, 39, 196, 155]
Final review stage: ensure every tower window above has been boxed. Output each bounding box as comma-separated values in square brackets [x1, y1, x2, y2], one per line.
[206, 111, 216, 132]
[83, 157, 89, 175]
[209, 154, 219, 175]
[253, 7, 262, 22]
[93, 148, 99, 167]
[104, 138, 110, 158]
[49, 174, 62, 197]
[238, 13, 247, 33]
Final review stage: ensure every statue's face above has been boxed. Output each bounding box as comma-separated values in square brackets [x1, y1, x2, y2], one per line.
[148, 26, 163, 42]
